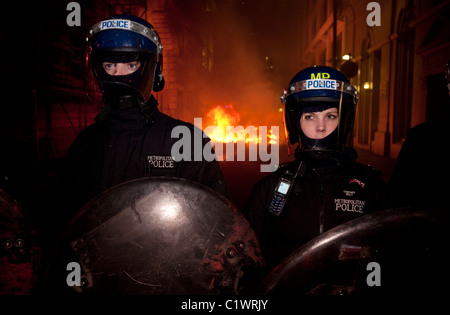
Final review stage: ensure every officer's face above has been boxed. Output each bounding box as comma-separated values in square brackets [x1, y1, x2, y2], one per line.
[102, 61, 141, 76]
[300, 107, 339, 139]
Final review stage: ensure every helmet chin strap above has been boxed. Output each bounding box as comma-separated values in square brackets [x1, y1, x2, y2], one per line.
[138, 96, 157, 125]
[337, 80, 344, 144]
[305, 150, 338, 161]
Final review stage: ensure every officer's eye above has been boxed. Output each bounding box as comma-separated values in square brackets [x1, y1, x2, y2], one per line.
[127, 61, 141, 70]
[103, 63, 116, 70]
[302, 113, 315, 121]
[326, 112, 339, 120]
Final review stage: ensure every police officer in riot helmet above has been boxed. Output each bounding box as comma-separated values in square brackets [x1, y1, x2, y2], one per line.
[58, 14, 228, 227]
[243, 65, 389, 270]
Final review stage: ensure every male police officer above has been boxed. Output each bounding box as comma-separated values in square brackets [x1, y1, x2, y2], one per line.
[243, 66, 389, 270]
[59, 14, 228, 224]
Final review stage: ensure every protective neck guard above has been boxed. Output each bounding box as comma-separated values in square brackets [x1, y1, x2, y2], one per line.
[103, 94, 140, 110]
[295, 146, 357, 173]
[95, 94, 158, 126]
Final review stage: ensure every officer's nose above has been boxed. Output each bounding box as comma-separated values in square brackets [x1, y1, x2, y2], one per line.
[114, 64, 128, 76]
[316, 119, 326, 133]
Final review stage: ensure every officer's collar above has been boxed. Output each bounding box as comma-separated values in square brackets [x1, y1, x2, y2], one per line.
[297, 147, 357, 180]
[94, 95, 159, 129]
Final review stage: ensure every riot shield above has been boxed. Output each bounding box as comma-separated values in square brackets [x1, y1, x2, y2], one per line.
[257, 207, 450, 295]
[0, 189, 41, 295]
[44, 177, 264, 294]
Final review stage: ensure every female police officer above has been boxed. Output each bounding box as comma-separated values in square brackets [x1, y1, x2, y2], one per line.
[243, 65, 389, 270]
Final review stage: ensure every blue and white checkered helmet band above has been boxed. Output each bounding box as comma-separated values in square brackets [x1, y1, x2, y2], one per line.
[89, 19, 163, 54]
[280, 78, 358, 103]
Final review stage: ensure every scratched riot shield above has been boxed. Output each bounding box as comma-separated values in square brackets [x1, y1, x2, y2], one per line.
[0, 189, 41, 294]
[257, 207, 450, 295]
[44, 177, 264, 294]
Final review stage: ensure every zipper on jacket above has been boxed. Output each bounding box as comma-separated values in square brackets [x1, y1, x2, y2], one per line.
[319, 184, 324, 234]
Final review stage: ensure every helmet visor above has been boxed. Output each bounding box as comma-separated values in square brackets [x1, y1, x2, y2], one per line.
[286, 98, 355, 153]
[90, 49, 158, 102]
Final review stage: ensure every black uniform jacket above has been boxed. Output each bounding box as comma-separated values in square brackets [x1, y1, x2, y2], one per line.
[60, 98, 228, 222]
[243, 149, 389, 269]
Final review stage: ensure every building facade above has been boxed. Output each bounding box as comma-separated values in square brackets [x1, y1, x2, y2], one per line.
[292, 0, 450, 158]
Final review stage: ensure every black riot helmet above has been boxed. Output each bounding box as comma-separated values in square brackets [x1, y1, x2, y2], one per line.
[281, 65, 358, 155]
[88, 14, 165, 108]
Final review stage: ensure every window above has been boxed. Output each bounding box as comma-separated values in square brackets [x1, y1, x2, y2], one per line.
[392, 5, 415, 143]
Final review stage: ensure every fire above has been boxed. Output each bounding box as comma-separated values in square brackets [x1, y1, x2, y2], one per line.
[206, 105, 240, 143]
[268, 129, 278, 145]
[204, 105, 278, 145]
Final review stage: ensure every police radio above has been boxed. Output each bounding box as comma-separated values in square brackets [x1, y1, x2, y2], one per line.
[268, 161, 305, 216]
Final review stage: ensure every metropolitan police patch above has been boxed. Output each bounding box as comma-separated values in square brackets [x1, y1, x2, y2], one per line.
[147, 155, 175, 169]
[334, 198, 365, 213]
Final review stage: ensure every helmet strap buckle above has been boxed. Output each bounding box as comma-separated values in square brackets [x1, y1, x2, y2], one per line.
[138, 97, 157, 126]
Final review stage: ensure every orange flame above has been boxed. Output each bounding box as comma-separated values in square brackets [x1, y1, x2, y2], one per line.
[206, 105, 239, 143]
[204, 105, 278, 144]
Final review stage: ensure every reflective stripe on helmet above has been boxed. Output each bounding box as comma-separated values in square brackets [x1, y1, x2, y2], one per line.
[280, 79, 358, 103]
[89, 19, 163, 54]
